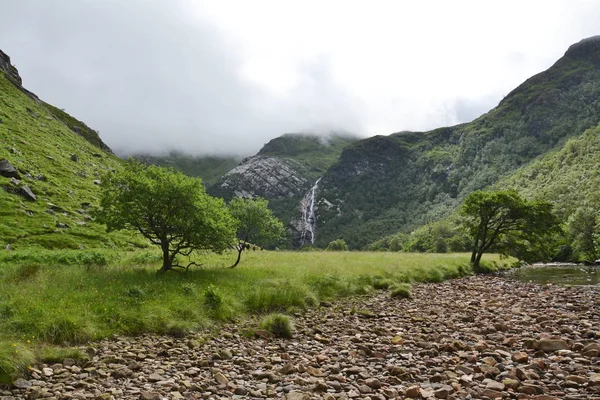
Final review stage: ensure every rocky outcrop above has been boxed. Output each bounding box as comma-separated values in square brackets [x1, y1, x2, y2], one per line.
[0, 50, 22, 86]
[217, 156, 309, 199]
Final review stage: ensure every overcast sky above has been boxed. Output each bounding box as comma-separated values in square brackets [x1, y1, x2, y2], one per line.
[1, 1, 599, 156]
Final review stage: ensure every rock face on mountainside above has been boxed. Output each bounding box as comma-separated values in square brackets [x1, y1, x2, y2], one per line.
[218, 156, 309, 199]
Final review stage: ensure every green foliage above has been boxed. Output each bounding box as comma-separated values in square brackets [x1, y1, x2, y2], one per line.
[228, 197, 285, 267]
[0, 72, 142, 250]
[97, 160, 236, 272]
[317, 46, 600, 249]
[326, 239, 349, 251]
[390, 283, 412, 298]
[0, 340, 35, 384]
[204, 284, 223, 310]
[461, 190, 561, 270]
[229, 197, 285, 246]
[567, 207, 600, 261]
[258, 313, 294, 338]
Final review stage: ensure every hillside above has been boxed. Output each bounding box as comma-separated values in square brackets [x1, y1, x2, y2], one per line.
[210, 133, 358, 246]
[0, 53, 142, 249]
[314, 36, 600, 248]
[134, 151, 240, 187]
[501, 122, 600, 219]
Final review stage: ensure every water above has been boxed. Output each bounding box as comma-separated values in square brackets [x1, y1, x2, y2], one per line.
[509, 263, 600, 286]
[299, 178, 321, 245]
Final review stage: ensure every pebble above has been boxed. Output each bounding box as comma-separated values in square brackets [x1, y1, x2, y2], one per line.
[5, 276, 600, 399]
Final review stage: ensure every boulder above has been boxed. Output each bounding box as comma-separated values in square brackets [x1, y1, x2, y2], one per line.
[0, 159, 20, 179]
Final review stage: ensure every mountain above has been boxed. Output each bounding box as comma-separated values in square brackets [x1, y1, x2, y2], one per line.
[0, 50, 142, 249]
[210, 133, 359, 246]
[312, 36, 600, 248]
[202, 36, 600, 249]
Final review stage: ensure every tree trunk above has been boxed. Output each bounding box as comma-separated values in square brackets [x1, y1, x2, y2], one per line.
[158, 242, 172, 274]
[473, 251, 484, 272]
[229, 243, 244, 269]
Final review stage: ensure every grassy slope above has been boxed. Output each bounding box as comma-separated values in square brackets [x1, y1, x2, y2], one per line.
[317, 38, 600, 249]
[500, 122, 600, 219]
[0, 250, 511, 382]
[0, 72, 144, 250]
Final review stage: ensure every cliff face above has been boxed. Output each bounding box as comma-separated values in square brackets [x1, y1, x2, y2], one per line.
[0, 50, 22, 86]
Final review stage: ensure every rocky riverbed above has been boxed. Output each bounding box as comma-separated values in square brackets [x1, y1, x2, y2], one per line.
[4, 275, 600, 400]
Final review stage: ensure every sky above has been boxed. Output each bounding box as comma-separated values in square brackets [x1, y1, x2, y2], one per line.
[0, 1, 599, 156]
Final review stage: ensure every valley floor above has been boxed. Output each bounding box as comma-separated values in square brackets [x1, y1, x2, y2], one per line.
[5, 275, 600, 400]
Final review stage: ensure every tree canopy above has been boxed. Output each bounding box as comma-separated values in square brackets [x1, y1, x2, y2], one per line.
[97, 161, 235, 273]
[461, 190, 561, 271]
[228, 197, 285, 268]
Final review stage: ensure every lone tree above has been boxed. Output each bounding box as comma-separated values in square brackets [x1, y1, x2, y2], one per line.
[228, 197, 285, 268]
[97, 161, 235, 273]
[567, 207, 599, 261]
[461, 190, 560, 271]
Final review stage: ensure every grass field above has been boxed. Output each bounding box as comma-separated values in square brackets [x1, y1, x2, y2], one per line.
[0, 249, 513, 382]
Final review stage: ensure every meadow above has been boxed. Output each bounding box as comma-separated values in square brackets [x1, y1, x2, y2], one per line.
[0, 249, 512, 382]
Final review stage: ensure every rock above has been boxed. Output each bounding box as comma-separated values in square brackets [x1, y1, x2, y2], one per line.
[213, 371, 228, 385]
[0, 159, 20, 179]
[486, 380, 505, 391]
[139, 392, 161, 400]
[42, 368, 53, 376]
[95, 394, 112, 400]
[405, 385, 421, 398]
[565, 375, 587, 385]
[534, 339, 570, 352]
[285, 391, 311, 400]
[365, 377, 381, 389]
[481, 389, 504, 399]
[511, 351, 529, 363]
[502, 378, 520, 390]
[56, 222, 70, 229]
[434, 387, 450, 399]
[93, 180, 101, 185]
[70, 154, 79, 162]
[147, 373, 164, 382]
[12, 378, 31, 389]
[590, 373, 600, 386]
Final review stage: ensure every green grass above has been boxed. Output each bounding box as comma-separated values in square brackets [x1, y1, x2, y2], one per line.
[0, 72, 147, 250]
[0, 249, 512, 382]
[258, 313, 295, 338]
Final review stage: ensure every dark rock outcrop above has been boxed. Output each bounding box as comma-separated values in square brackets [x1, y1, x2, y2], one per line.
[0, 159, 21, 179]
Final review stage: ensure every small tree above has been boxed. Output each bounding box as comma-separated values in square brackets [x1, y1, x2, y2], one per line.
[568, 207, 599, 261]
[326, 239, 349, 251]
[97, 161, 235, 273]
[461, 190, 560, 271]
[228, 197, 285, 268]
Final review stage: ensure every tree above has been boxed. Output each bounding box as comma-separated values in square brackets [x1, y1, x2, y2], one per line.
[567, 207, 599, 261]
[228, 197, 285, 268]
[97, 161, 235, 273]
[461, 190, 560, 271]
[326, 239, 349, 251]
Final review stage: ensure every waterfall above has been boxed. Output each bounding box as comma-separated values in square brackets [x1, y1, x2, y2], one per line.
[299, 178, 321, 245]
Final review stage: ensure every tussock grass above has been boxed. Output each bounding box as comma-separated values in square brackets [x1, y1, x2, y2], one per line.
[259, 313, 295, 338]
[0, 250, 511, 381]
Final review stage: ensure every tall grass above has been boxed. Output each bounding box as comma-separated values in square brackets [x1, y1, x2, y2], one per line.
[0, 250, 512, 382]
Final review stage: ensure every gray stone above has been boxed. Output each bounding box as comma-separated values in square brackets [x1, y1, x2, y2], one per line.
[0, 159, 20, 179]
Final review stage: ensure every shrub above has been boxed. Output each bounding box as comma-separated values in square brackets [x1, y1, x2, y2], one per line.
[204, 284, 223, 310]
[259, 313, 294, 338]
[327, 239, 349, 251]
[372, 278, 394, 290]
[390, 283, 412, 299]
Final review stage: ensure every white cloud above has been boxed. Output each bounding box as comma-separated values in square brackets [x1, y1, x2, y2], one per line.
[1, 0, 599, 154]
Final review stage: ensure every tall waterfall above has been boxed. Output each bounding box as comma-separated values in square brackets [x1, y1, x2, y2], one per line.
[299, 178, 321, 245]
